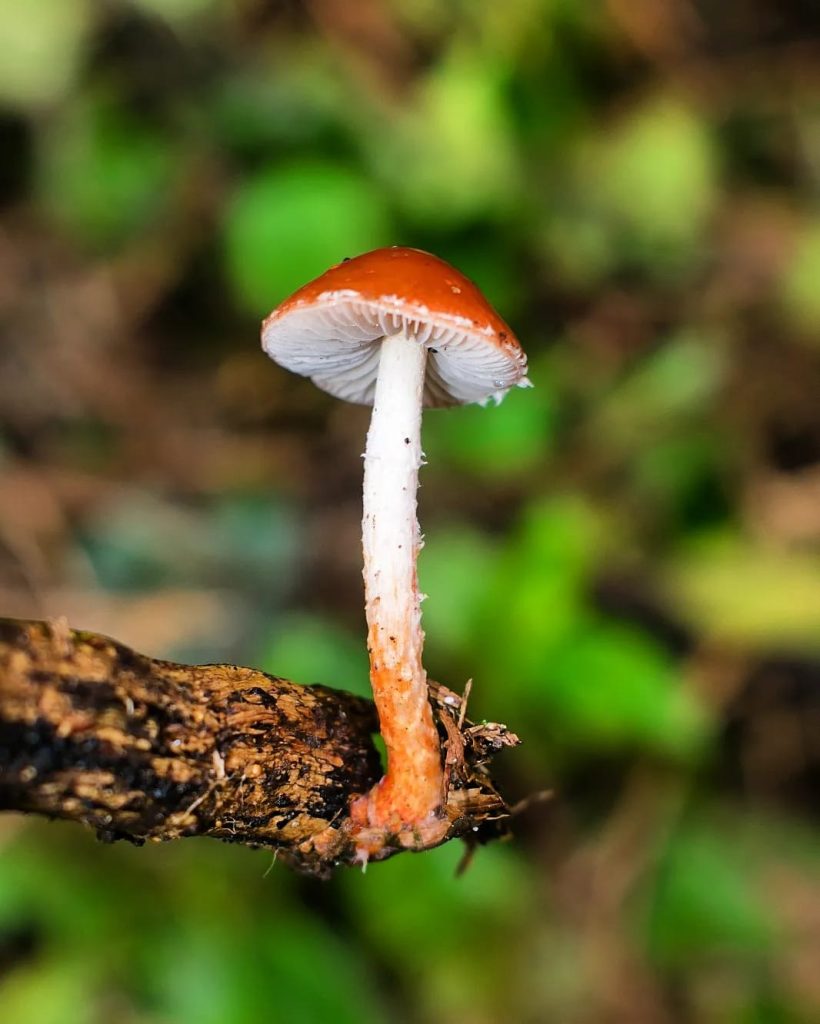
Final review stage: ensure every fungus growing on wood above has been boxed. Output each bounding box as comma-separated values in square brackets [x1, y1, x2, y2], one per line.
[262, 246, 529, 854]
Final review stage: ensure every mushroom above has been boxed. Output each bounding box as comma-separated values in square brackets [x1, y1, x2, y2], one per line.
[261, 246, 529, 848]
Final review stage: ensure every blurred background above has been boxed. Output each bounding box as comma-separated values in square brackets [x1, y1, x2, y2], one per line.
[1, 1, 819, 1021]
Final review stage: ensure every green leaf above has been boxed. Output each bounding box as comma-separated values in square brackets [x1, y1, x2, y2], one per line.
[781, 220, 820, 339]
[545, 623, 709, 757]
[0, 956, 96, 1024]
[666, 533, 820, 650]
[149, 916, 387, 1024]
[0, 837, 113, 941]
[39, 98, 173, 248]
[477, 497, 605, 705]
[593, 332, 727, 449]
[223, 162, 391, 315]
[257, 613, 371, 697]
[647, 824, 775, 965]
[424, 376, 554, 480]
[578, 97, 716, 274]
[342, 843, 528, 1022]
[366, 47, 518, 226]
[419, 526, 498, 655]
[130, 0, 217, 25]
[0, 0, 92, 109]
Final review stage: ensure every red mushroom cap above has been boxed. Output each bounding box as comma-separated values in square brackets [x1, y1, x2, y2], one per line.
[261, 246, 529, 408]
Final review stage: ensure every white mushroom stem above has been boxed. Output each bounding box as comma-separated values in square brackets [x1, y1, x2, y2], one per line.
[358, 327, 444, 829]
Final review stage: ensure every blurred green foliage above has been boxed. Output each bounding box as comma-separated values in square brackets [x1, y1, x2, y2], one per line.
[40, 95, 175, 248]
[1, 1, 819, 1022]
[0, 0, 92, 108]
[782, 221, 820, 338]
[225, 162, 391, 313]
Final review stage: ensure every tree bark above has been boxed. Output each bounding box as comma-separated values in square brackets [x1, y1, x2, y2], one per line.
[0, 618, 518, 876]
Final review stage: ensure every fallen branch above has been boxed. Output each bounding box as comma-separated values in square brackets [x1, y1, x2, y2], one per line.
[0, 618, 518, 876]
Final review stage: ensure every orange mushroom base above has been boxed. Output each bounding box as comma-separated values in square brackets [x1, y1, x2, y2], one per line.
[348, 656, 449, 858]
[300, 675, 519, 872]
[348, 780, 450, 862]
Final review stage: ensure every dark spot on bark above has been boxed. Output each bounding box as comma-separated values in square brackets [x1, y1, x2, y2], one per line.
[62, 679, 123, 714]
[241, 812, 276, 828]
[262, 767, 290, 791]
[97, 828, 144, 846]
[307, 776, 352, 820]
[109, 641, 145, 673]
[0, 619, 22, 645]
[241, 687, 280, 709]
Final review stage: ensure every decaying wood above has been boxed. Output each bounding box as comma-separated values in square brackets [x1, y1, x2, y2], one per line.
[0, 618, 518, 876]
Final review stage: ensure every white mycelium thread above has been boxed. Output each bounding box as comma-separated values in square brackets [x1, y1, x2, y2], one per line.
[360, 327, 443, 825]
